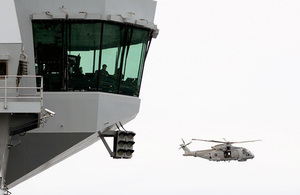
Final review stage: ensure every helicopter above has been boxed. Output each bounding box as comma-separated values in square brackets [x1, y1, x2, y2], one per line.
[179, 138, 261, 162]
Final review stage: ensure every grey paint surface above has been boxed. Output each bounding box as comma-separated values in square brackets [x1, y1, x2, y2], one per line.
[6, 133, 94, 187]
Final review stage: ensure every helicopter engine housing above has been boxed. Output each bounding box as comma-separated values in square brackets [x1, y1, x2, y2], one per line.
[211, 144, 229, 151]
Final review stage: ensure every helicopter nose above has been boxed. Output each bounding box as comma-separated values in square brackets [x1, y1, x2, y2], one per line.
[247, 150, 254, 159]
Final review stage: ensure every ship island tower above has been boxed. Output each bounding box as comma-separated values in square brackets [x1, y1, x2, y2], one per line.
[0, 0, 158, 194]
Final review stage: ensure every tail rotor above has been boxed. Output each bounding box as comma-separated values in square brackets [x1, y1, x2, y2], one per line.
[179, 138, 192, 150]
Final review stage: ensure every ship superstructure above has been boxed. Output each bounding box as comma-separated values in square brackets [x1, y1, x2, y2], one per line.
[0, 0, 158, 194]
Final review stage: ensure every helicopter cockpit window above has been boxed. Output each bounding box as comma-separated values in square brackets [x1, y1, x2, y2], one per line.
[32, 20, 151, 96]
[245, 149, 252, 156]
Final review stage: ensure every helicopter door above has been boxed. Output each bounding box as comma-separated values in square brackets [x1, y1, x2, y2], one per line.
[224, 151, 231, 158]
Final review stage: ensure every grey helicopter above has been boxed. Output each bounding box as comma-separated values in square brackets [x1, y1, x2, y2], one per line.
[179, 138, 261, 162]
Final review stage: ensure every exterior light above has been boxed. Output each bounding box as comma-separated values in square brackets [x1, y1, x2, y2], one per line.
[113, 131, 135, 159]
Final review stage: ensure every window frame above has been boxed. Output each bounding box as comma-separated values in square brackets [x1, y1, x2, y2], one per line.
[32, 19, 152, 96]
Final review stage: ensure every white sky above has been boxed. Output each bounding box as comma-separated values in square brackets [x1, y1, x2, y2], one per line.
[11, 0, 300, 194]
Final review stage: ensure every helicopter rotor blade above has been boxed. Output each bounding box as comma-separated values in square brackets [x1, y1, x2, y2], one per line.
[192, 139, 227, 144]
[222, 138, 228, 142]
[230, 140, 262, 144]
[181, 138, 192, 146]
[181, 138, 185, 145]
[192, 139, 261, 145]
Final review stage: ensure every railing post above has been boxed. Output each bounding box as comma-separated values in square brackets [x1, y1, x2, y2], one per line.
[40, 76, 43, 108]
[4, 76, 7, 109]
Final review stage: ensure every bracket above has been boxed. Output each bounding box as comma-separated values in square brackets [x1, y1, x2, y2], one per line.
[98, 131, 117, 157]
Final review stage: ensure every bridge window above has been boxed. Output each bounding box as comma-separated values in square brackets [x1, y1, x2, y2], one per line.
[32, 20, 151, 96]
[0, 61, 7, 76]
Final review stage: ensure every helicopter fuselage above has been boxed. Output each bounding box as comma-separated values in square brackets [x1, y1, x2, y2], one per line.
[182, 146, 255, 162]
[180, 139, 259, 162]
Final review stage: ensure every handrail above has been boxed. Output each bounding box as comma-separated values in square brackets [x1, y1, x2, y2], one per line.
[0, 75, 43, 109]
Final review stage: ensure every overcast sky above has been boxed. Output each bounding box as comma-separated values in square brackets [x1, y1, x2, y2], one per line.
[12, 0, 300, 194]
